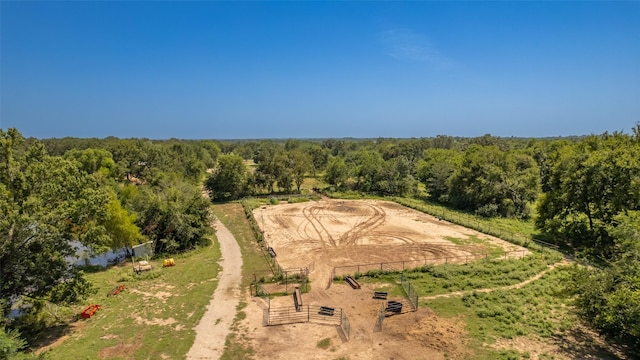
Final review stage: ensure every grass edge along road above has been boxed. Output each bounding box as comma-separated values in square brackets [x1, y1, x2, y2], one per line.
[44, 202, 270, 360]
[212, 203, 272, 360]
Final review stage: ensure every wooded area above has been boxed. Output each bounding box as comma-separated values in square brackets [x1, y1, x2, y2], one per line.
[1, 126, 640, 358]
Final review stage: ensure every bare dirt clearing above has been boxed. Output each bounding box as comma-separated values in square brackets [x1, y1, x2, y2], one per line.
[253, 199, 527, 285]
[243, 199, 530, 359]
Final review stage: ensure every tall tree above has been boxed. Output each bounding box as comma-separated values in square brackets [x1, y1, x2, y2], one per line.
[536, 133, 640, 253]
[289, 150, 312, 193]
[569, 211, 640, 349]
[103, 194, 144, 250]
[323, 157, 348, 189]
[1, 129, 110, 316]
[253, 141, 285, 193]
[133, 179, 211, 253]
[350, 150, 384, 192]
[449, 145, 539, 217]
[417, 148, 462, 203]
[204, 154, 247, 200]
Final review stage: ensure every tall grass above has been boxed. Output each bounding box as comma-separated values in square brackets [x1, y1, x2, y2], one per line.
[425, 267, 574, 340]
[424, 266, 577, 360]
[353, 252, 562, 297]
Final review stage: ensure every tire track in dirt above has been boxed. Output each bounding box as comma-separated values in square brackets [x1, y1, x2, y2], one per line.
[339, 202, 386, 246]
[302, 203, 337, 247]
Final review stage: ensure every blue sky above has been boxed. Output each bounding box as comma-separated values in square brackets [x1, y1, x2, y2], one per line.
[1, 1, 639, 139]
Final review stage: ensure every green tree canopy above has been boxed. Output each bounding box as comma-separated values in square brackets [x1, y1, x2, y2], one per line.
[1, 129, 110, 316]
[323, 157, 348, 189]
[536, 133, 640, 254]
[569, 211, 640, 349]
[449, 145, 539, 217]
[132, 178, 211, 253]
[204, 154, 247, 200]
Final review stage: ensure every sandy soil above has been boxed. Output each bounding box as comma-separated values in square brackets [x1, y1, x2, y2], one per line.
[253, 199, 527, 287]
[234, 199, 530, 359]
[244, 281, 470, 360]
[186, 218, 243, 360]
[190, 198, 621, 359]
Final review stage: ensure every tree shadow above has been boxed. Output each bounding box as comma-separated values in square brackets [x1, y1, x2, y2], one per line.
[551, 326, 629, 360]
[29, 322, 74, 352]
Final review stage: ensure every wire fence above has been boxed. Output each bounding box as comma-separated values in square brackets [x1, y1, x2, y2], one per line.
[390, 197, 560, 252]
[340, 308, 351, 341]
[400, 274, 419, 311]
[332, 249, 528, 280]
[251, 261, 314, 296]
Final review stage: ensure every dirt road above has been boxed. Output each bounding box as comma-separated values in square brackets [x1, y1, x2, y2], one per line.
[186, 218, 243, 360]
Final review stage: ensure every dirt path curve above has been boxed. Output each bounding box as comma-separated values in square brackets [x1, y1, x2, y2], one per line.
[186, 218, 243, 360]
[421, 260, 570, 301]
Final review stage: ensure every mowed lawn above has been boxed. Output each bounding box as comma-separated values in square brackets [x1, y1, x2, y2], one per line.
[43, 238, 221, 360]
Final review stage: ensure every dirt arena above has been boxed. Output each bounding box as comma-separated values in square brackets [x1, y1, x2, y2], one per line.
[244, 199, 530, 359]
[253, 199, 526, 286]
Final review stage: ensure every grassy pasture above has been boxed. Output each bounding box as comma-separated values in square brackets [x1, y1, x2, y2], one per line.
[42, 202, 271, 360]
[352, 251, 562, 298]
[355, 258, 588, 359]
[424, 266, 580, 359]
[43, 239, 221, 359]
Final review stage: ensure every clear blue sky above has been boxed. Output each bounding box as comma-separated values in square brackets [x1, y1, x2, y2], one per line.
[1, 1, 639, 139]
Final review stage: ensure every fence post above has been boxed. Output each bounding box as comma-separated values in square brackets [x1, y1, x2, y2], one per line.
[308, 305, 310, 322]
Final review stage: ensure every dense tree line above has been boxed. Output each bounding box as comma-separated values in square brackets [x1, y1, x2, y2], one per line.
[535, 128, 640, 350]
[1, 129, 216, 354]
[4, 125, 640, 354]
[205, 136, 541, 219]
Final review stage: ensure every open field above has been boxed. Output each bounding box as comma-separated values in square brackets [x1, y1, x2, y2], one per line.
[39, 240, 221, 359]
[37, 199, 626, 360]
[237, 198, 571, 360]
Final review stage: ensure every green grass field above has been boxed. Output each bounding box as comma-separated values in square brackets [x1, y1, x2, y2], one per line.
[352, 251, 562, 298]
[43, 238, 221, 359]
[42, 202, 271, 360]
[424, 266, 577, 359]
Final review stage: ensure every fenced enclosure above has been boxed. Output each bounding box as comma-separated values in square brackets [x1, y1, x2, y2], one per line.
[374, 297, 415, 332]
[390, 197, 561, 252]
[251, 262, 313, 296]
[264, 305, 351, 340]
